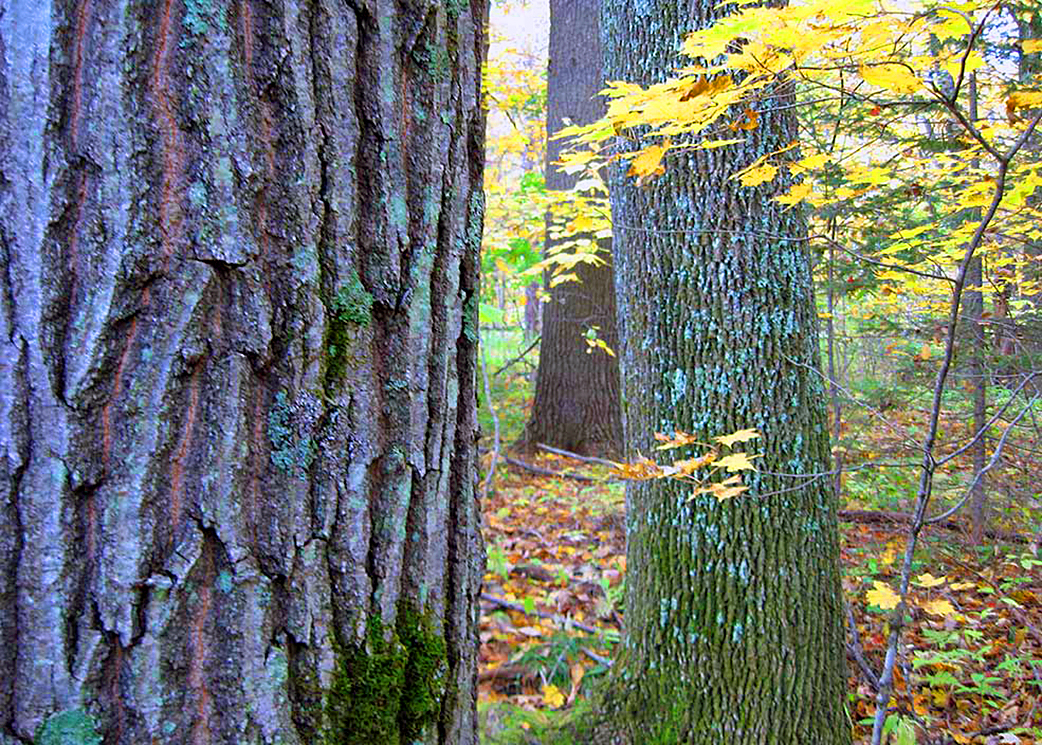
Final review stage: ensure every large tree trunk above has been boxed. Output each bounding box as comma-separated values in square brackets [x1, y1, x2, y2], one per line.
[601, 1, 850, 742]
[523, 0, 622, 457]
[0, 2, 487, 744]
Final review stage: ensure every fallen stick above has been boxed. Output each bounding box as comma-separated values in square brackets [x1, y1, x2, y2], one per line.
[503, 455, 594, 482]
[481, 592, 602, 635]
[536, 443, 619, 468]
[838, 509, 1027, 543]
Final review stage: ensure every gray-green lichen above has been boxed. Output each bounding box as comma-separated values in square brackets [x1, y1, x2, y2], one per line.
[268, 390, 316, 477]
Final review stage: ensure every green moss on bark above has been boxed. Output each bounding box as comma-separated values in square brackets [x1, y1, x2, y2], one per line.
[323, 270, 373, 387]
[35, 709, 102, 745]
[323, 605, 449, 745]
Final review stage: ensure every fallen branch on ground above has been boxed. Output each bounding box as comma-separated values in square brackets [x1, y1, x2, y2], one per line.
[481, 592, 603, 635]
[838, 509, 1027, 543]
[503, 455, 595, 482]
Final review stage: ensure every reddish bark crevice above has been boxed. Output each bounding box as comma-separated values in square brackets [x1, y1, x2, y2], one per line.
[69, 0, 91, 146]
[188, 538, 214, 745]
[151, 0, 186, 267]
[102, 306, 144, 467]
[169, 364, 203, 542]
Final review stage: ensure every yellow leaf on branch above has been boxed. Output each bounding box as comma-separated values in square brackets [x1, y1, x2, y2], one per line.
[860, 63, 920, 94]
[692, 475, 749, 502]
[714, 452, 758, 473]
[627, 142, 669, 182]
[674, 453, 719, 475]
[736, 163, 778, 187]
[775, 181, 812, 206]
[714, 428, 760, 447]
[654, 431, 702, 450]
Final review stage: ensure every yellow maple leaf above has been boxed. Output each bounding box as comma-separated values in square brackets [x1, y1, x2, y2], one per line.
[654, 431, 702, 450]
[921, 599, 956, 617]
[933, 9, 971, 41]
[1023, 40, 1042, 53]
[674, 453, 719, 475]
[866, 581, 901, 610]
[790, 152, 829, 175]
[775, 181, 812, 206]
[914, 573, 946, 588]
[860, 63, 920, 94]
[949, 581, 975, 591]
[714, 452, 758, 472]
[714, 428, 760, 447]
[542, 684, 565, 709]
[627, 142, 669, 182]
[736, 163, 778, 187]
[692, 475, 749, 502]
[1008, 90, 1042, 111]
[610, 456, 664, 480]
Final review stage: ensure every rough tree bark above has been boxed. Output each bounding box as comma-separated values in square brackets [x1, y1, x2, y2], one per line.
[523, 0, 622, 457]
[601, 1, 850, 742]
[0, 1, 487, 744]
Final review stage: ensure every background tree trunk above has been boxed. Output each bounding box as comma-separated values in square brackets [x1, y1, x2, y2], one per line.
[601, 1, 850, 742]
[0, 1, 487, 743]
[523, 0, 622, 457]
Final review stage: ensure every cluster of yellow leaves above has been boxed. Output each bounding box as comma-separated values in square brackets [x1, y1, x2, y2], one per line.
[556, 0, 1042, 327]
[519, 177, 613, 287]
[611, 429, 760, 502]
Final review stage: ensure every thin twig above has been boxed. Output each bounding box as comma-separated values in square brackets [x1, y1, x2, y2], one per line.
[935, 374, 1040, 466]
[928, 393, 1039, 524]
[494, 334, 541, 377]
[846, 602, 880, 690]
[871, 107, 1042, 745]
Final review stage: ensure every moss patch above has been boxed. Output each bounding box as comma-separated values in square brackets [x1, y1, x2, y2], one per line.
[323, 606, 449, 745]
[445, 0, 466, 20]
[324, 270, 374, 387]
[35, 709, 102, 745]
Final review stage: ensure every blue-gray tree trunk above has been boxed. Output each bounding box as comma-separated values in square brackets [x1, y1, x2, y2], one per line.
[0, 1, 487, 743]
[601, 1, 850, 742]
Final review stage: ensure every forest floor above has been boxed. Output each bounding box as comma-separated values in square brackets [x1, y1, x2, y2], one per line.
[476, 365, 1042, 745]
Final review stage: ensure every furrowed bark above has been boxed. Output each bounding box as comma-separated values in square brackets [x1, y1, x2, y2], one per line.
[0, 1, 488, 743]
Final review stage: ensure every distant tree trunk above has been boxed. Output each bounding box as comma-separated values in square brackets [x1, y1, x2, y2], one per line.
[524, 0, 622, 457]
[0, 2, 487, 744]
[523, 282, 542, 341]
[601, 1, 849, 742]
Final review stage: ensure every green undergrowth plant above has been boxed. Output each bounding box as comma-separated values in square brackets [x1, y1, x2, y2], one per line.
[480, 696, 608, 745]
